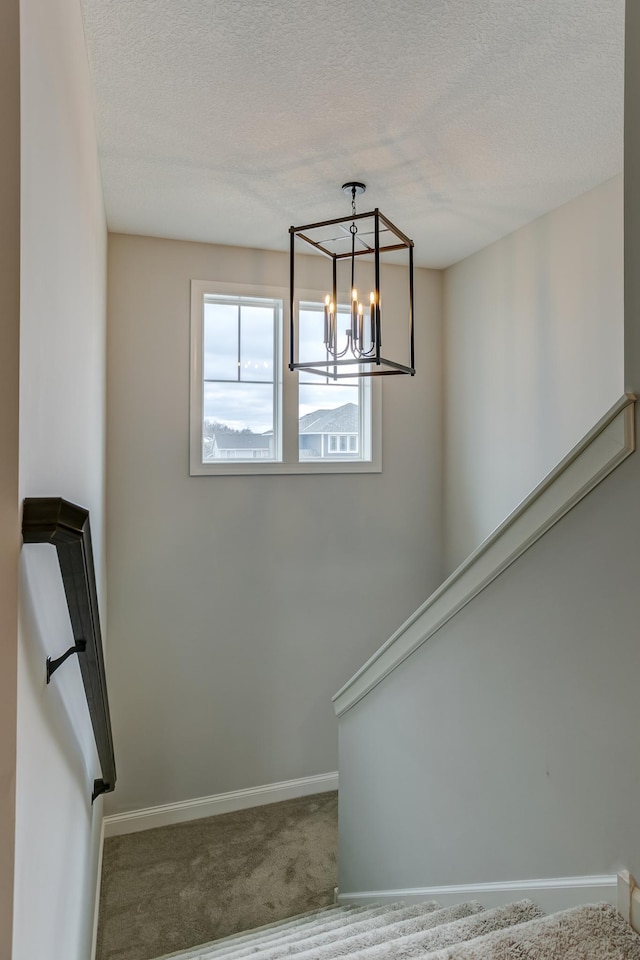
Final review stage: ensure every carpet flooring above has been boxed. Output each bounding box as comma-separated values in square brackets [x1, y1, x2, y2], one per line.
[96, 792, 338, 960]
[152, 899, 640, 960]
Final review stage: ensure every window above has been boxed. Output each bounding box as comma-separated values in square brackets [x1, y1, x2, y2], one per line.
[190, 281, 380, 475]
[200, 293, 280, 463]
[297, 301, 370, 464]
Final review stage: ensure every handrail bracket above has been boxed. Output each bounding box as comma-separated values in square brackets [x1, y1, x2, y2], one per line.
[46, 639, 87, 684]
[92, 779, 110, 804]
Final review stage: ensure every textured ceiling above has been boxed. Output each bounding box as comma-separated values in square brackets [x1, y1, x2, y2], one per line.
[80, 0, 624, 268]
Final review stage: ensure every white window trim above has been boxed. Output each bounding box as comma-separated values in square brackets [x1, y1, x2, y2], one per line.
[190, 279, 382, 476]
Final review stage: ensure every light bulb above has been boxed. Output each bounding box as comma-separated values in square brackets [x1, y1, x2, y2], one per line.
[325, 294, 330, 306]
[352, 288, 358, 301]
[370, 291, 375, 304]
[358, 303, 364, 315]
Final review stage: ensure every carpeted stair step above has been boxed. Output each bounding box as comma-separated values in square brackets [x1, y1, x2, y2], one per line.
[213, 903, 421, 960]
[155, 904, 410, 960]
[421, 902, 640, 960]
[330, 899, 544, 960]
[249, 902, 470, 960]
[152, 907, 356, 960]
[229, 901, 482, 960]
[189, 905, 359, 954]
[152, 899, 640, 960]
[208, 902, 455, 960]
[163, 901, 495, 960]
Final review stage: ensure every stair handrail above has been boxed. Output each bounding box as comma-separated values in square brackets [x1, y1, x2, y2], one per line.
[22, 497, 116, 802]
[333, 393, 637, 717]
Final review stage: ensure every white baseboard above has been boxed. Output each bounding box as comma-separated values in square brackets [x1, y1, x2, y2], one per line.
[103, 771, 338, 838]
[337, 874, 618, 914]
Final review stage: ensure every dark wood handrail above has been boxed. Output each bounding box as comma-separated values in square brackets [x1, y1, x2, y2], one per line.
[22, 497, 116, 802]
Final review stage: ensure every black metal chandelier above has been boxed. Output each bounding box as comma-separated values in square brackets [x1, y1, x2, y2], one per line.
[289, 182, 415, 379]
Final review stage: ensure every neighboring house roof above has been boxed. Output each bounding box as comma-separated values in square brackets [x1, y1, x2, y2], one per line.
[211, 429, 271, 450]
[205, 403, 357, 448]
[298, 403, 358, 435]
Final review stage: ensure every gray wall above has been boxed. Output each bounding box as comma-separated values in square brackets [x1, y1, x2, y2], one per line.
[337, 38, 635, 894]
[443, 176, 623, 573]
[0, 0, 20, 952]
[339, 459, 639, 890]
[105, 235, 443, 814]
[626, 3, 640, 393]
[13, 0, 108, 954]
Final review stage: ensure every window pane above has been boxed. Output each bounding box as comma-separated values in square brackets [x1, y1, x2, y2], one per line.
[200, 295, 279, 464]
[203, 381, 275, 461]
[298, 306, 324, 384]
[240, 305, 274, 382]
[298, 382, 361, 461]
[204, 301, 238, 381]
[298, 305, 357, 385]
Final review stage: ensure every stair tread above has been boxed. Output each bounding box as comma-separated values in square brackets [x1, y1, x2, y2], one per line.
[325, 899, 543, 960]
[220, 904, 417, 960]
[151, 907, 352, 960]
[149, 899, 640, 960]
[214, 902, 447, 960]
[199, 906, 355, 951]
[153, 905, 404, 960]
[180, 901, 489, 960]
[422, 902, 640, 960]
[262, 903, 461, 956]
[247, 902, 485, 960]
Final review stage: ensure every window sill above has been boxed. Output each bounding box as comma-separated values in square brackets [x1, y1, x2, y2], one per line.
[190, 458, 382, 477]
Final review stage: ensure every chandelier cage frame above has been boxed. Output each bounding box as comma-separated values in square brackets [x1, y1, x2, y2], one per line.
[288, 184, 415, 380]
